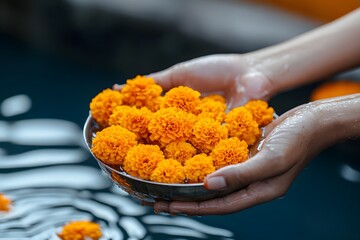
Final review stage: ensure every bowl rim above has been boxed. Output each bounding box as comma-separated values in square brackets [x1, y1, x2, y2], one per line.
[83, 113, 205, 188]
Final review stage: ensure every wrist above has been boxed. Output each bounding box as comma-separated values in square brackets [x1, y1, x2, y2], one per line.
[310, 94, 360, 149]
[242, 53, 278, 100]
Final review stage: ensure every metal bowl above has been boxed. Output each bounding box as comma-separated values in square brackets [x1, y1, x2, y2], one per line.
[83, 114, 233, 202]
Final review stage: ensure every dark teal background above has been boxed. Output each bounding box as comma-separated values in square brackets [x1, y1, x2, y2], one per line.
[1, 35, 360, 240]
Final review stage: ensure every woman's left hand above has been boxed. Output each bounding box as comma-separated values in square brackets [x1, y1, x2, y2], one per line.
[152, 95, 360, 215]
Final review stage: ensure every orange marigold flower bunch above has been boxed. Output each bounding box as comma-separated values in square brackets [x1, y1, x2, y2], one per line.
[92, 125, 137, 165]
[161, 86, 201, 114]
[109, 106, 152, 139]
[225, 107, 260, 145]
[0, 193, 11, 212]
[191, 117, 228, 154]
[90, 89, 123, 127]
[201, 94, 226, 104]
[58, 221, 102, 240]
[121, 75, 163, 111]
[150, 159, 186, 183]
[311, 80, 360, 101]
[185, 154, 215, 183]
[210, 137, 249, 169]
[90, 77, 277, 184]
[123, 144, 165, 180]
[197, 99, 226, 122]
[245, 100, 274, 127]
[164, 141, 197, 165]
[148, 107, 196, 146]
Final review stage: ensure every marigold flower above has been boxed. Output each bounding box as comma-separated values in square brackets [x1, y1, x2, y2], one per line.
[109, 106, 152, 139]
[92, 125, 137, 165]
[201, 94, 226, 104]
[121, 75, 163, 111]
[225, 107, 260, 145]
[148, 96, 163, 112]
[164, 141, 197, 165]
[90, 89, 123, 127]
[244, 100, 274, 127]
[184, 154, 215, 183]
[0, 193, 11, 212]
[108, 105, 132, 126]
[311, 80, 360, 101]
[191, 118, 228, 154]
[161, 86, 201, 114]
[58, 221, 102, 240]
[123, 144, 165, 180]
[197, 100, 226, 123]
[210, 137, 249, 169]
[150, 159, 186, 183]
[148, 107, 196, 146]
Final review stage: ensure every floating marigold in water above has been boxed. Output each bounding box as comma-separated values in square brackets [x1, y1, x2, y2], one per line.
[164, 141, 197, 165]
[185, 154, 215, 183]
[121, 75, 163, 111]
[211, 137, 249, 169]
[225, 107, 260, 145]
[191, 118, 228, 154]
[58, 221, 102, 240]
[201, 94, 226, 104]
[123, 144, 165, 180]
[150, 159, 186, 183]
[244, 100, 274, 127]
[311, 80, 360, 101]
[161, 86, 201, 114]
[109, 106, 152, 139]
[0, 193, 11, 212]
[197, 99, 226, 122]
[92, 125, 137, 165]
[90, 89, 123, 127]
[148, 107, 196, 146]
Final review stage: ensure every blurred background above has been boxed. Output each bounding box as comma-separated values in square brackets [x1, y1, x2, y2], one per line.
[0, 0, 359, 239]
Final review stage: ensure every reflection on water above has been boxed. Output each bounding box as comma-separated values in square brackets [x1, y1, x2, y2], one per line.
[0, 94, 32, 117]
[339, 163, 360, 183]
[0, 119, 84, 146]
[0, 166, 235, 239]
[0, 149, 87, 168]
[0, 95, 235, 239]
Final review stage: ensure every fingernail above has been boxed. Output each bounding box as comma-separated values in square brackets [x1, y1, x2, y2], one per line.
[205, 176, 227, 190]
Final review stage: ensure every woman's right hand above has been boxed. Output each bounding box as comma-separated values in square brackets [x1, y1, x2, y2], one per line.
[147, 54, 276, 108]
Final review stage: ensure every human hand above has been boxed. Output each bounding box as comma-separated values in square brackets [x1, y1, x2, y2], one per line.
[114, 54, 275, 108]
[152, 94, 360, 215]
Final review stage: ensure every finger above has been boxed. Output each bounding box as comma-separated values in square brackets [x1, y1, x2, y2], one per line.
[141, 201, 154, 207]
[167, 167, 296, 216]
[147, 68, 176, 91]
[204, 142, 295, 192]
[149, 55, 234, 93]
[153, 201, 170, 214]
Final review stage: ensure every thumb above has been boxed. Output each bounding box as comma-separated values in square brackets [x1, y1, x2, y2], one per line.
[204, 148, 290, 192]
[204, 112, 302, 192]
